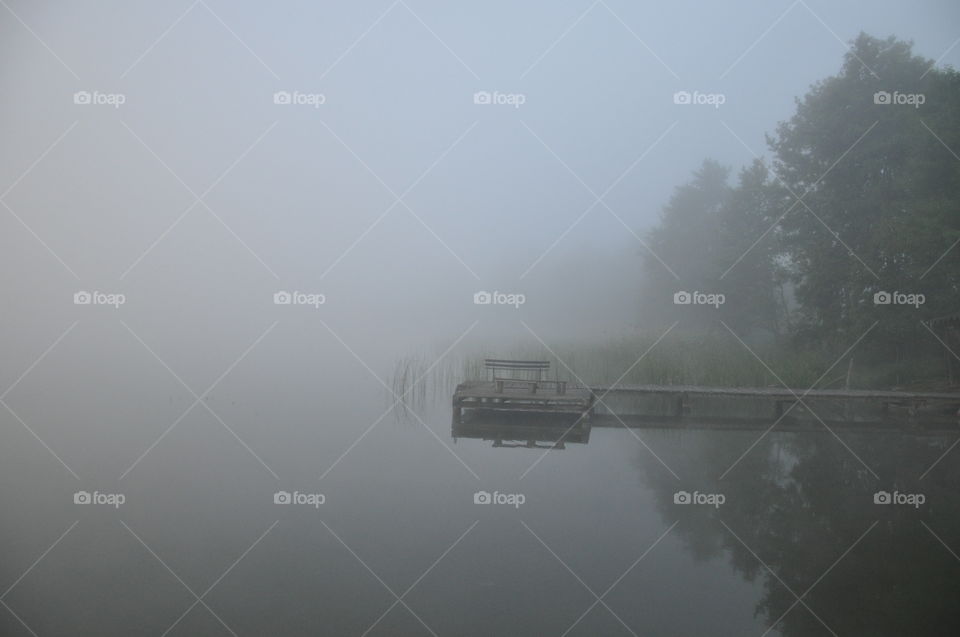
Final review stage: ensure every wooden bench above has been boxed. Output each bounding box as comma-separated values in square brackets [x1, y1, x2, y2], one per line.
[484, 359, 566, 394]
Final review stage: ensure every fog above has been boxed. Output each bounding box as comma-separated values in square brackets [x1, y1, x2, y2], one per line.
[2, 2, 960, 636]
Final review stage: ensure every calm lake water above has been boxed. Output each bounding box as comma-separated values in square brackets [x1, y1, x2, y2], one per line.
[2, 363, 958, 636]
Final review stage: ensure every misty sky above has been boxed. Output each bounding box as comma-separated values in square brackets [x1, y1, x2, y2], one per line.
[2, 0, 959, 369]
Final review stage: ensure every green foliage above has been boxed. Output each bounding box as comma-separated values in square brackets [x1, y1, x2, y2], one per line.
[643, 33, 960, 379]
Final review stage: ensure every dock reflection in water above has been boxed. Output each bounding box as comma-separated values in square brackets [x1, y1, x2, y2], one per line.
[451, 413, 591, 449]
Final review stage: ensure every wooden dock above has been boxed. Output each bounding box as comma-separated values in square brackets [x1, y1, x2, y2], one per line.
[453, 380, 959, 426]
[452, 380, 594, 423]
[588, 384, 960, 421]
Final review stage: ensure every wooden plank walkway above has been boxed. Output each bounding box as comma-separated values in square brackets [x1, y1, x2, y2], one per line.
[452, 380, 594, 422]
[453, 380, 959, 424]
[589, 384, 960, 401]
[589, 384, 960, 420]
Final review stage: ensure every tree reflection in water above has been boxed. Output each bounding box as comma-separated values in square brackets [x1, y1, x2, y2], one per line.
[637, 428, 960, 636]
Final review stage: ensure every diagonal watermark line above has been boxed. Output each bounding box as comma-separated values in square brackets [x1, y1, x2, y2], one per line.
[198, 200, 282, 279]
[0, 0, 81, 79]
[317, 318, 481, 480]
[921, 520, 960, 562]
[1, 121, 79, 200]
[1, 121, 82, 279]
[1, 200, 81, 280]
[916, 121, 960, 280]
[119, 322, 279, 480]
[120, 120, 201, 198]
[1, 321, 78, 401]
[519, 120, 680, 280]
[521, 0, 601, 79]
[920, 35, 960, 80]
[120, 121, 280, 280]
[160, 520, 279, 637]
[562, 520, 678, 636]
[797, 0, 879, 79]
[521, 520, 639, 636]
[0, 400, 80, 479]
[122, 0, 200, 78]
[597, 1, 680, 80]
[920, 321, 960, 364]
[720, 321, 880, 480]
[321, 519, 478, 637]
[519, 321, 680, 481]
[1, 520, 79, 599]
[199, 0, 281, 80]
[720, 0, 800, 80]
[799, 199, 879, 278]
[125, 319, 280, 479]
[916, 322, 960, 479]
[0, 598, 38, 637]
[721, 520, 839, 637]
[316, 320, 479, 480]
[718, 321, 878, 480]
[318, 0, 401, 81]
[760, 520, 877, 637]
[401, 202, 481, 279]
[919, 437, 960, 481]
[322, 524, 437, 637]
[358, 519, 479, 637]
[0, 321, 81, 479]
[120, 520, 239, 636]
[720, 120, 879, 280]
[919, 236, 960, 280]
[920, 119, 960, 163]
[317, 120, 480, 281]
[399, 0, 480, 81]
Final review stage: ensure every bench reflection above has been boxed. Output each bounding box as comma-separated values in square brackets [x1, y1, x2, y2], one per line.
[451, 413, 591, 449]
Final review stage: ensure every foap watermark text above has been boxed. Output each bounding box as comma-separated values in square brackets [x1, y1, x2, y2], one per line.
[673, 90, 725, 108]
[74, 290, 125, 308]
[874, 490, 924, 508]
[474, 490, 525, 508]
[874, 91, 924, 108]
[873, 290, 924, 308]
[474, 290, 525, 308]
[674, 290, 725, 308]
[74, 90, 126, 108]
[274, 490, 325, 508]
[274, 290, 325, 308]
[473, 90, 526, 108]
[274, 90, 325, 108]
[74, 490, 125, 508]
[674, 490, 725, 508]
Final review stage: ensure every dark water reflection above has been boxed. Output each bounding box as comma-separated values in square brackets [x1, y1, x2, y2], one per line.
[1, 374, 958, 636]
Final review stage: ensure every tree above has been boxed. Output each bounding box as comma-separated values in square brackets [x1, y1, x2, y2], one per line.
[769, 33, 960, 348]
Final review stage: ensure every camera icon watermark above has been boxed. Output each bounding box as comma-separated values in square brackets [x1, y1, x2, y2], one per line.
[273, 90, 326, 108]
[273, 490, 325, 508]
[74, 290, 126, 308]
[673, 490, 725, 508]
[673, 90, 725, 109]
[273, 290, 325, 308]
[673, 290, 725, 308]
[473, 90, 526, 109]
[873, 290, 924, 308]
[74, 490, 125, 508]
[473, 490, 525, 508]
[873, 91, 924, 108]
[873, 490, 924, 508]
[473, 290, 525, 308]
[73, 90, 126, 108]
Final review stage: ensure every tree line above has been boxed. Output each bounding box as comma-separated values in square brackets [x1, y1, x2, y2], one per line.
[642, 33, 960, 382]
